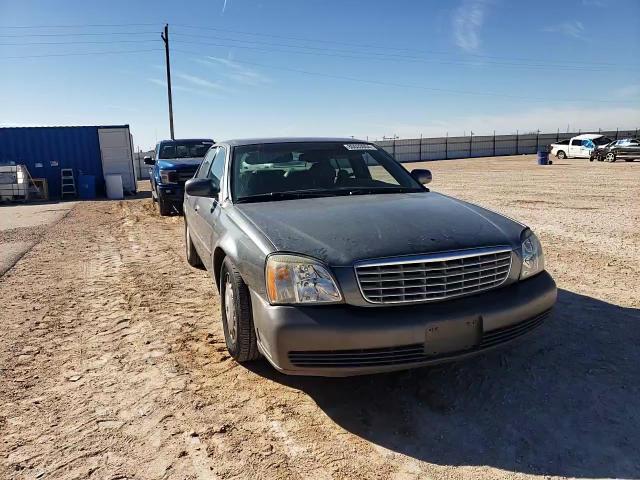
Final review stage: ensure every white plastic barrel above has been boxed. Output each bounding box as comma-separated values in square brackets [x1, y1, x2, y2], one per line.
[105, 174, 124, 200]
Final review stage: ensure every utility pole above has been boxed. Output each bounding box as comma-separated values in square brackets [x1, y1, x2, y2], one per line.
[161, 23, 175, 140]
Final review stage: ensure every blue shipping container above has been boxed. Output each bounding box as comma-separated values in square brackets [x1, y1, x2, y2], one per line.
[0, 126, 104, 199]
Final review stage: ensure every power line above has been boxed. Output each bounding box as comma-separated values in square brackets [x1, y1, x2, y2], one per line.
[0, 23, 158, 28]
[0, 39, 157, 46]
[0, 48, 162, 59]
[170, 38, 631, 73]
[172, 23, 627, 68]
[0, 31, 160, 37]
[172, 48, 637, 104]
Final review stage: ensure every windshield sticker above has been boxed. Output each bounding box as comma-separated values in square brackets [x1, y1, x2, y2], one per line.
[343, 143, 377, 151]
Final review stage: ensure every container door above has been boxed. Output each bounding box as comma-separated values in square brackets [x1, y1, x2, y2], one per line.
[98, 127, 136, 194]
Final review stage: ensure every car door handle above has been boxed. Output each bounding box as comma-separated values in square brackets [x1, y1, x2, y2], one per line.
[194, 204, 199, 212]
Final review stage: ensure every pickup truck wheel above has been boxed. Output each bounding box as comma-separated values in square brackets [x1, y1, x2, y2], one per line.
[157, 194, 172, 216]
[220, 258, 260, 363]
[184, 221, 203, 268]
[556, 150, 566, 160]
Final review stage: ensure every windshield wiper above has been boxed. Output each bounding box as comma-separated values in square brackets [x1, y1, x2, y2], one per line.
[235, 189, 340, 203]
[342, 187, 424, 195]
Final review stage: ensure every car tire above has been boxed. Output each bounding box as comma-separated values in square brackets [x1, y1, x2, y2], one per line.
[556, 151, 566, 160]
[605, 152, 616, 163]
[220, 258, 260, 363]
[157, 193, 172, 216]
[184, 220, 203, 268]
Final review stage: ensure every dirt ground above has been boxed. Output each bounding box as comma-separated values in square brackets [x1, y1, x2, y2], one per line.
[1, 155, 639, 480]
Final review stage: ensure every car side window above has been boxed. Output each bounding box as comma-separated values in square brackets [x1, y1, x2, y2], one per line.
[196, 147, 216, 179]
[209, 147, 226, 183]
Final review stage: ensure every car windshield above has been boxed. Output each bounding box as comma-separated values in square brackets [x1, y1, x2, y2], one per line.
[159, 140, 214, 159]
[593, 137, 613, 146]
[232, 142, 424, 202]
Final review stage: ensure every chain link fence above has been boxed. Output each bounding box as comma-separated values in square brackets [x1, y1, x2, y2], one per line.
[375, 128, 639, 163]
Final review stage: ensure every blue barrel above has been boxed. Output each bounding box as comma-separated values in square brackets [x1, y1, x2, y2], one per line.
[78, 174, 96, 199]
[537, 150, 549, 165]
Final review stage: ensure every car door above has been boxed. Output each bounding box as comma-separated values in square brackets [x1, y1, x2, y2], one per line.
[569, 139, 582, 158]
[195, 146, 227, 271]
[619, 139, 640, 160]
[186, 147, 216, 257]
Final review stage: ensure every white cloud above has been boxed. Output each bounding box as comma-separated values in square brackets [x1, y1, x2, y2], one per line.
[612, 84, 640, 98]
[452, 0, 489, 52]
[147, 77, 222, 98]
[195, 56, 270, 86]
[545, 20, 585, 39]
[175, 73, 227, 91]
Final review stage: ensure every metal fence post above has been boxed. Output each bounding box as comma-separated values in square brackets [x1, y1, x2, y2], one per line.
[493, 130, 496, 156]
[557, 128, 559, 142]
[393, 138, 396, 158]
[445, 133, 448, 160]
[516, 130, 519, 155]
[536, 130, 539, 152]
[616, 128, 619, 140]
[418, 134, 422, 162]
[469, 131, 473, 157]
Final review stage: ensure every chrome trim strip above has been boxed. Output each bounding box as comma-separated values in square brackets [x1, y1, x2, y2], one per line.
[354, 246, 513, 305]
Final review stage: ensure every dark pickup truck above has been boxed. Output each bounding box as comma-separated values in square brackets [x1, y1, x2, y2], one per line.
[145, 138, 214, 215]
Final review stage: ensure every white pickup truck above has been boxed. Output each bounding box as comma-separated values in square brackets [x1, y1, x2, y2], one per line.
[550, 134, 612, 159]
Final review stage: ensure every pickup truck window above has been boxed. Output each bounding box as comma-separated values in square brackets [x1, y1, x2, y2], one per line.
[231, 142, 423, 202]
[571, 139, 582, 146]
[159, 140, 214, 159]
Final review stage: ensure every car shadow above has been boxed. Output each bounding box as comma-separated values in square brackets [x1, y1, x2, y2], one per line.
[246, 289, 640, 478]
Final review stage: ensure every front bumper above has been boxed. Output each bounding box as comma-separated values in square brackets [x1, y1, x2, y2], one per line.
[157, 184, 185, 203]
[251, 271, 557, 376]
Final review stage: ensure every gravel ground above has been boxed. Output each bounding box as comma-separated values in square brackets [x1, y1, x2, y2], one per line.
[1, 155, 638, 480]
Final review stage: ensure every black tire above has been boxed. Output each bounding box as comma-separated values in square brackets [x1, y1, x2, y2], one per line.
[556, 150, 566, 160]
[184, 220, 203, 268]
[605, 152, 616, 163]
[220, 258, 260, 362]
[157, 193, 172, 216]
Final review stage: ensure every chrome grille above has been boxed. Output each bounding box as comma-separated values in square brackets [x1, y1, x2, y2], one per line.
[355, 247, 512, 304]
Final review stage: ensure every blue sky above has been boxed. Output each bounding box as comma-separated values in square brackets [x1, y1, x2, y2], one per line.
[1, 0, 638, 149]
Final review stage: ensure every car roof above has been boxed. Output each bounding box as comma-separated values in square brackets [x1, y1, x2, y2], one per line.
[159, 138, 214, 144]
[215, 137, 371, 147]
[574, 134, 604, 140]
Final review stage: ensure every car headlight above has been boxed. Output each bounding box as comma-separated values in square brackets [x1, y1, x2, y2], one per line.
[266, 254, 342, 304]
[520, 230, 545, 279]
[160, 170, 178, 184]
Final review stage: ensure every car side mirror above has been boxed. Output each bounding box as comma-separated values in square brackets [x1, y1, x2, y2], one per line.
[185, 178, 220, 198]
[410, 168, 432, 184]
[143, 156, 155, 165]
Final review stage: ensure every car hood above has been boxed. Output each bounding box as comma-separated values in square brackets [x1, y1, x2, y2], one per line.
[157, 158, 203, 170]
[235, 192, 526, 266]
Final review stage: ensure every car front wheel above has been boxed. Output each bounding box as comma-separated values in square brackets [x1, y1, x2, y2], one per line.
[220, 258, 260, 363]
[605, 152, 616, 163]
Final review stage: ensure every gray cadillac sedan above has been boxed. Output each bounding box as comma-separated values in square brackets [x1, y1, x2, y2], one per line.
[183, 138, 557, 376]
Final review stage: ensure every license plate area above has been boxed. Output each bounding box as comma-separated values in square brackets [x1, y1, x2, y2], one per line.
[425, 316, 482, 356]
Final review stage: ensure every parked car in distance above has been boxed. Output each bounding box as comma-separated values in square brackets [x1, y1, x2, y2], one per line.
[145, 138, 214, 215]
[590, 138, 640, 162]
[183, 138, 557, 376]
[550, 134, 612, 159]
